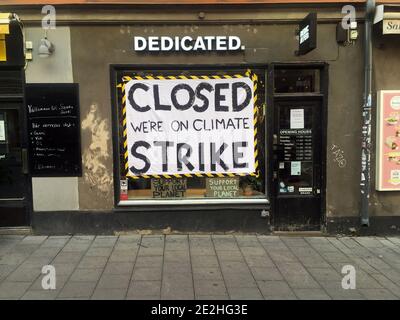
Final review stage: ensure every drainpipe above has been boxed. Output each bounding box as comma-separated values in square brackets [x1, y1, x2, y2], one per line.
[360, 0, 375, 227]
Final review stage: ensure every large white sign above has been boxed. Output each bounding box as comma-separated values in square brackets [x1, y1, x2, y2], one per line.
[124, 76, 255, 177]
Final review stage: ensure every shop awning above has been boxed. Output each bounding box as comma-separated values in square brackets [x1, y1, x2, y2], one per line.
[374, 4, 400, 34]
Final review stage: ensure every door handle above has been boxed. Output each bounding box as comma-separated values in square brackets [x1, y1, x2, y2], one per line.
[21, 148, 29, 174]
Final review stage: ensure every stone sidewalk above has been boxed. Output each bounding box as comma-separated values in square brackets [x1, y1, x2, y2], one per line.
[0, 234, 399, 300]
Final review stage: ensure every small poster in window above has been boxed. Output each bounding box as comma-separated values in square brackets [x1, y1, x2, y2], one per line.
[151, 178, 187, 198]
[120, 179, 128, 201]
[0, 120, 5, 142]
[291, 161, 301, 176]
[206, 177, 240, 198]
[290, 109, 305, 129]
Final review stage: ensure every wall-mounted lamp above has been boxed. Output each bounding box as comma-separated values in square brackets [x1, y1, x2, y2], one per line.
[38, 28, 54, 58]
[38, 37, 54, 58]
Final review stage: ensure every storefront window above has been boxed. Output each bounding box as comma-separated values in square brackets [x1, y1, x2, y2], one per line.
[274, 69, 320, 93]
[114, 68, 266, 201]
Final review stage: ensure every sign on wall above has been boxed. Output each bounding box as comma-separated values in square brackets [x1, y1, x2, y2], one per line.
[119, 71, 259, 179]
[25, 83, 82, 177]
[376, 90, 400, 190]
[133, 36, 244, 52]
[383, 20, 400, 34]
[297, 12, 317, 56]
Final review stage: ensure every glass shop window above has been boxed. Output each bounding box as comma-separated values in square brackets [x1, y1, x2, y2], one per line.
[115, 68, 266, 201]
[274, 69, 320, 94]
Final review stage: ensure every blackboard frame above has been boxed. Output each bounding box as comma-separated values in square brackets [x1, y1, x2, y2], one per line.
[25, 83, 82, 177]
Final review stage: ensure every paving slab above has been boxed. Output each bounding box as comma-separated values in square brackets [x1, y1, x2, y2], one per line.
[227, 286, 263, 300]
[97, 274, 131, 289]
[103, 262, 134, 275]
[58, 281, 97, 299]
[360, 288, 398, 300]
[223, 272, 257, 288]
[250, 267, 283, 281]
[192, 267, 223, 280]
[128, 280, 161, 298]
[161, 286, 195, 300]
[132, 267, 162, 281]
[70, 268, 103, 282]
[293, 288, 332, 300]
[191, 255, 219, 267]
[91, 288, 127, 300]
[257, 280, 297, 300]
[77, 256, 108, 269]
[323, 287, 365, 300]
[193, 279, 227, 296]
[21, 289, 60, 300]
[0, 281, 32, 299]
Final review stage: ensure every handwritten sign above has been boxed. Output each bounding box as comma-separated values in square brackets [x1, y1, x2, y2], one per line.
[25, 83, 82, 176]
[151, 178, 187, 198]
[124, 76, 255, 177]
[206, 177, 239, 198]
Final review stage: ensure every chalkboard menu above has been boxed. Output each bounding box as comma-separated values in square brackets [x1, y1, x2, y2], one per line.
[25, 83, 82, 176]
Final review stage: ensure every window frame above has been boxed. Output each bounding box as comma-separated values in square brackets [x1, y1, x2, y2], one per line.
[110, 64, 270, 208]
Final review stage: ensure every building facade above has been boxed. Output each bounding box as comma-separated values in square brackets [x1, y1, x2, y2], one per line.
[0, 0, 399, 235]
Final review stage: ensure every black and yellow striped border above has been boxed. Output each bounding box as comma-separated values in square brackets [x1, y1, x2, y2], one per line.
[117, 69, 260, 180]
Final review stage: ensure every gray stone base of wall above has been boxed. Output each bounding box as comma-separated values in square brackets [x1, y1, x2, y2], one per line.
[32, 209, 272, 235]
[326, 216, 400, 236]
[31, 210, 400, 236]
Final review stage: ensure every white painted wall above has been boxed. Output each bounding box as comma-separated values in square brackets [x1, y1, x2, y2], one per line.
[25, 26, 79, 211]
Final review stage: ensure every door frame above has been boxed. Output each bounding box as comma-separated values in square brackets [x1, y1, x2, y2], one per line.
[267, 62, 329, 231]
[0, 68, 32, 228]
